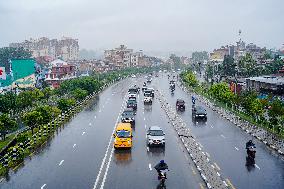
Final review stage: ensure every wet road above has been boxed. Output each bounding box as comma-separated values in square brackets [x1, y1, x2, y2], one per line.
[0, 77, 202, 189]
[156, 73, 284, 189]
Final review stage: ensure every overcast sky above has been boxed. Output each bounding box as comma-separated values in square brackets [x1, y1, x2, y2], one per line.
[0, 0, 283, 52]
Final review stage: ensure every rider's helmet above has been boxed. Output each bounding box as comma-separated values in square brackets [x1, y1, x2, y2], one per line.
[160, 160, 165, 164]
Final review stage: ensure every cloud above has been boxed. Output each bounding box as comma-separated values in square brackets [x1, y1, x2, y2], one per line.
[0, 0, 283, 52]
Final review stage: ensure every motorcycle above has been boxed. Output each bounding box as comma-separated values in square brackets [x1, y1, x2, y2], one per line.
[157, 169, 168, 188]
[246, 141, 256, 166]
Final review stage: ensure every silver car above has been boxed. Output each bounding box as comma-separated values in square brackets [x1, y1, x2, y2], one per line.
[147, 126, 165, 147]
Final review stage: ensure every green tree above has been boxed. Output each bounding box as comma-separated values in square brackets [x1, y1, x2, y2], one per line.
[209, 82, 235, 104]
[221, 55, 236, 76]
[72, 88, 88, 100]
[238, 53, 257, 77]
[35, 105, 61, 124]
[0, 114, 17, 140]
[0, 121, 6, 140]
[57, 98, 76, 112]
[23, 111, 43, 135]
[182, 70, 198, 87]
[16, 91, 33, 110]
[268, 99, 284, 127]
[0, 92, 17, 114]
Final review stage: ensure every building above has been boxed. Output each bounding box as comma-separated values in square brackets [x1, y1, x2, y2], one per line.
[104, 45, 144, 68]
[45, 59, 77, 88]
[209, 46, 229, 64]
[10, 37, 79, 61]
[246, 76, 284, 94]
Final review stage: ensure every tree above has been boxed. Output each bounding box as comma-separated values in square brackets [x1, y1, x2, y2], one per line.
[72, 88, 88, 100]
[268, 99, 284, 127]
[23, 111, 43, 135]
[0, 114, 17, 140]
[35, 105, 61, 124]
[205, 64, 214, 81]
[209, 82, 235, 104]
[16, 91, 33, 110]
[0, 121, 6, 141]
[0, 92, 17, 114]
[182, 70, 198, 87]
[221, 55, 236, 76]
[238, 53, 257, 77]
[57, 98, 76, 112]
[264, 58, 284, 75]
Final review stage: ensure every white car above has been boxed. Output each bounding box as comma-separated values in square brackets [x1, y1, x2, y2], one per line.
[144, 96, 152, 104]
[128, 93, 137, 98]
[147, 126, 165, 146]
[131, 74, 136, 78]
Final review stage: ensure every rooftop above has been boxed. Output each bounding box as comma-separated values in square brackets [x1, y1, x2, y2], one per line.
[246, 76, 284, 85]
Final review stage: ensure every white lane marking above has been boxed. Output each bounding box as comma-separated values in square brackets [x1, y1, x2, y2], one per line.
[82, 131, 86, 136]
[144, 125, 147, 129]
[89, 123, 92, 126]
[73, 144, 77, 148]
[144, 117, 145, 121]
[221, 134, 226, 138]
[94, 116, 97, 119]
[59, 160, 64, 166]
[210, 125, 214, 128]
[149, 163, 152, 171]
[93, 98, 126, 189]
[255, 164, 260, 170]
[99, 148, 114, 189]
[99, 109, 101, 112]
[41, 184, 47, 189]
[234, 147, 239, 151]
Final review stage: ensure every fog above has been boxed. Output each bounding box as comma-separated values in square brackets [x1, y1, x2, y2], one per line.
[0, 0, 283, 52]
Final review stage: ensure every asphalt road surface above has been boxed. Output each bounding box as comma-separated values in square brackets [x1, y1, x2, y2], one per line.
[156, 72, 284, 189]
[0, 77, 203, 189]
[1, 74, 284, 189]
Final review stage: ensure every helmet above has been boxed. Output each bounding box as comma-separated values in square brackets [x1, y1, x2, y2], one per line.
[160, 160, 165, 164]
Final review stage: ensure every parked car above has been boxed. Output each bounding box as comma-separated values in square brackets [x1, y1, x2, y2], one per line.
[176, 99, 185, 111]
[147, 126, 165, 147]
[192, 106, 207, 121]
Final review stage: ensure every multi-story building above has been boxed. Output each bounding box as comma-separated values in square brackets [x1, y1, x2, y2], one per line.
[9, 37, 79, 61]
[209, 46, 229, 64]
[104, 45, 143, 68]
[45, 59, 77, 88]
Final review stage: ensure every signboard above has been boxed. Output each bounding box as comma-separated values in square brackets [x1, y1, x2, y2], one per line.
[0, 67, 6, 80]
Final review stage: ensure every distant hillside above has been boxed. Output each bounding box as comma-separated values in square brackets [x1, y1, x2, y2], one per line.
[79, 49, 103, 60]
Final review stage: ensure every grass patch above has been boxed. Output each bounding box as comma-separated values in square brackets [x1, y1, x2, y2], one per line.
[0, 134, 16, 151]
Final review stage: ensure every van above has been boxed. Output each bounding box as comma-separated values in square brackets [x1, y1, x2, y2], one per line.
[113, 123, 133, 149]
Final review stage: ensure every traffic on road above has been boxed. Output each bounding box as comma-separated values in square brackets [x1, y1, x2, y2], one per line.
[1, 73, 284, 189]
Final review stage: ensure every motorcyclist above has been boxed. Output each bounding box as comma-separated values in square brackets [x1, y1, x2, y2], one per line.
[154, 160, 168, 176]
[192, 96, 196, 105]
[246, 140, 255, 149]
